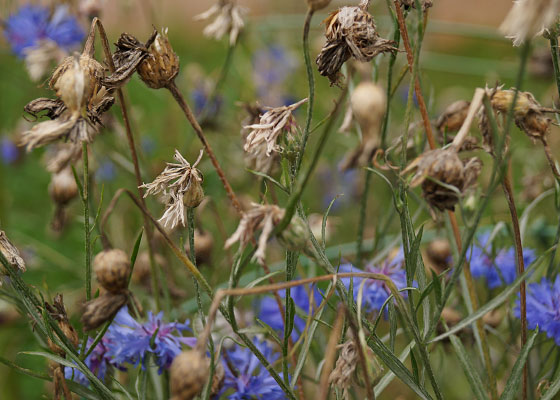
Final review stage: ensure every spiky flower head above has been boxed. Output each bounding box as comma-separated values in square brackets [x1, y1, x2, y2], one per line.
[316, 1, 397, 85]
[500, 0, 560, 46]
[141, 150, 204, 229]
[402, 148, 482, 211]
[137, 28, 179, 89]
[194, 0, 247, 46]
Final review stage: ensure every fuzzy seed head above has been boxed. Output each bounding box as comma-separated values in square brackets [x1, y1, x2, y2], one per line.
[138, 29, 179, 89]
[170, 350, 209, 400]
[49, 167, 79, 206]
[93, 249, 131, 293]
[500, 0, 560, 46]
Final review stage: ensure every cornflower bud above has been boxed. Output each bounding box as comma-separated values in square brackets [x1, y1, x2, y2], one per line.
[93, 249, 131, 293]
[436, 100, 471, 136]
[138, 29, 179, 89]
[169, 350, 209, 400]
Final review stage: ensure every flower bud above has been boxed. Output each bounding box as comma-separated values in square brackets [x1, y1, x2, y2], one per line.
[351, 81, 386, 139]
[49, 167, 78, 206]
[278, 215, 310, 253]
[81, 292, 127, 331]
[184, 229, 214, 266]
[306, 0, 331, 12]
[182, 178, 204, 208]
[93, 249, 131, 293]
[138, 29, 180, 89]
[170, 350, 209, 400]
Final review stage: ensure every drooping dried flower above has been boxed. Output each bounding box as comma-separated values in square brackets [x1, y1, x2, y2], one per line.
[137, 28, 180, 89]
[169, 350, 209, 400]
[500, 0, 560, 46]
[340, 81, 386, 170]
[0, 230, 26, 273]
[225, 202, 309, 265]
[194, 0, 247, 46]
[399, 0, 433, 11]
[93, 249, 131, 294]
[316, 2, 397, 85]
[103, 30, 158, 89]
[81, 292, 128, 331]
[241, 103, 278, 174]
[403, 148, 482, 211]
[243, 98, 307, 170]
[329, 340, 358, 389]
[141, 150, 204, 229]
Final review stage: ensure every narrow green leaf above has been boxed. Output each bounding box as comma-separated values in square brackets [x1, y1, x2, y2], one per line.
[374, 342, 415, 396]
[499, 329, 539, 400]
[246, 168, 289, 193]
[449, 334, 489, 400]
[21, 351, 78, 370]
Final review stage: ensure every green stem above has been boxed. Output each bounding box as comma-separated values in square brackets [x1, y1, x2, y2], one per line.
[549, 35, 560, 99]
[82, 141, 91, 302]
[356, 167, 373, 267]
[187, 207, 204, 322]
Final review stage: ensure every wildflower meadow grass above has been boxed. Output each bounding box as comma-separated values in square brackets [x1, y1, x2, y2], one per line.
[2, 0, 560, 399]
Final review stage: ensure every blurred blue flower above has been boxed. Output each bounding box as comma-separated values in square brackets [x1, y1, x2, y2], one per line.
[258, 283, 321, 341]
[318, 166, 360, 212]
[141, 137, 157, 156]
[515, 275, 560, 345]
[105, 307, 196, 373]
[1, 136, 19, 165]
[65, 338, 114, 386]
[191, 85, 223, 117]
[469, 233, 536, 289]
[221, 338, 287, 399]
[253, 44, 298, 107]
[4, 5, 84, 57]
[340, 249, 410, 314]
[95, 159, 116, 182]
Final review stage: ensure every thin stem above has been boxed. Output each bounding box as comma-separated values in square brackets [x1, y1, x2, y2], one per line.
[82, 142, 91, 302]
[294, 8, 315, 175]
[356, 167, 373, 267]
[318, 304, 345, 400]
[165, 81, 243, 215]
[549, 34, 560, 103]
[187, 207, 204, 322]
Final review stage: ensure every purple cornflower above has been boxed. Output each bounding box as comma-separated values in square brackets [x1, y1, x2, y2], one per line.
[1, 137, 19, 165]
[3, 5, 84, 57]
[65, 338, 114, 386]
[340, 249, 410, 314]
[258, 283, 321, 341]
[221, 338, 287, 399]
[515, 275, 560, 345]
[468, 233, 536, 289]
[105, 307, 196, 373]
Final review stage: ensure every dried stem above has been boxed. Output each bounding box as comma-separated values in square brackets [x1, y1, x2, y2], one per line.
[318, 304, 345, 400]
[165, 80, 243, 215]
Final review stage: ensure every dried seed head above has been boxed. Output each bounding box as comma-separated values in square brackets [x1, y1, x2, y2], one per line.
[45, 143, 83, 174]
[500, 0, 560, 46]
[93, 249, 131, 293]
[184, 229, 215, 266]
[0, 230, 26, 273]
[483, 309, 503, 328]
[316, 5, 397, 85]
[49, 167, 79, 206]
[138, 29, 179, 89]
[141, 150, 204, 228]
[436, 100, 471, 135]
[403, 148, 482, 211]
[81, 292, 127, 331]
[329, 340, 358, 389]
[44, 294, 79, 356]
[194, 0, 247, 46]
[169, 350, 209, 400]
[224, 203, 286, 265]
[306, 0, 332, 12]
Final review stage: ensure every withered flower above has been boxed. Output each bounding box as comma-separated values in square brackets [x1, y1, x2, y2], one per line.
[500, 0, 560, 46]
[194, 0, 247, 46]
[243, 98, 307, 169]
[436, 100, 471, 135]
[137, 28, 180, 89]
[240, 103, 279, 174]
[0, 230, 26, 274]
[316, 1, 397, 85]
[329, 340, 358, 389]
[103, 30, 158, 89]
[81, 292, 128, 331]
[403, 148, 482, 211]
[141, 150, 204, 229]
[23, 40, 67, 82]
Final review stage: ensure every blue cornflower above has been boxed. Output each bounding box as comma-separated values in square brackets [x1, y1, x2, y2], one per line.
[105, 307, 196, 373]
[191, 85, 223, 117]
[468, 233, 536, 289]
[252, 45, 298, 107]
[340, 249, 410, 314]
[318, 165, 360, 212]
[4, 4, 84, 57]
[95, 160, 116, 182]
[258, 284, 321, 341]
[515, 275, 560, 345]
[65, 338, 115, 386]
[221, 338, 287, 399]
[0, 137, 19, 165]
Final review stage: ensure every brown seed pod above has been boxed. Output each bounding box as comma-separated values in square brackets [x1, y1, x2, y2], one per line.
[138, 29, 180, 89]
[81, 292, 127, 331]
[170, 350, 209, 400]
[93, 249, 131, 293]
[182, 178, 204, 208]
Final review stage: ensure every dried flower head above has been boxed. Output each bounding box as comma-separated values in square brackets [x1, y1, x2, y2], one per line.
[81, 292, 128, 331]
[243, 98, 307, 170]
[44, 294, 79, 356]
[399, 0, 433, 11]
[403, 148, 482, 211]
[23, 40, 67, 82]
[194, 0, 247, 46]
[137, 28, 180, 89]
[93, 249, 131, 293]
[141, 150, 204, 229]
[329, 340, 358, 389]
[500, 0, 560, 46]
[0, 230, 26, 273]
[169, 350, 209, 400]
[103, 30, 158, 89]
[316, 2, 397, 85]
[307, 0, 332, 12]
[437, 100, 471, 135]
